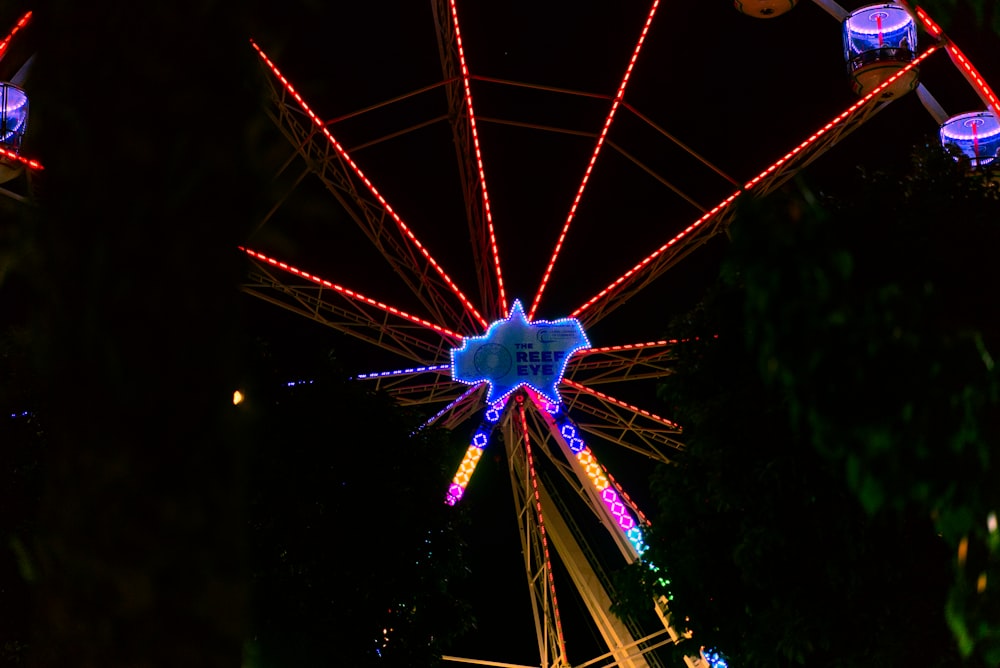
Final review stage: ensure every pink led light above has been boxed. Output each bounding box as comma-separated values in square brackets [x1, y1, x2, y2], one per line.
[0, 11, 31, 61]
[518, 401, 568, 659]
[606, 470, 650, 525]
[571, 47, 937, 322]
[529, 0, 662, 321]
[447, 0, 507, 317]
[251, 41, 488, 331]
[241, 246, 464, 341]
[562, 377, 680, 429]
[0, 146, 42, 170]
[915, 7, 1000, 118]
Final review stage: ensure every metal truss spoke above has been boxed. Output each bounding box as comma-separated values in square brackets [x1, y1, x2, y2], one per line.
[559, 385, 682, 465]
[503, 407, 567, 667]
[529, 0, 663, 320]
[572, 50, 937, 330]
[433, 0, 505, 319]
[567, 344, 678, 386]
[381, 380, 473, 409]
[423, 385, 486, 431]
[244, 264, 455, 364]
[254, 44, 486, 335]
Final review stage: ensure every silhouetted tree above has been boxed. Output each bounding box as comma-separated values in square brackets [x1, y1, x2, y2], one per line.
[626, 146, 1000, 666]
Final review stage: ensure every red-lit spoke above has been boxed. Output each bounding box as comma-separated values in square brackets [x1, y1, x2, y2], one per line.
[914, 7, 1000, 117]
[562, 378, 680, 430]
[743, 48, 936, 189]
[517, 401, 568, 663]
[354, 364, 452, 380]
[0, 146, 42, 170]
[241, 247, 464, 342]
[570, 189, 739, 321]
[571, 48, 937, 323]
[250, 41, 489, 331]
[0, 11, 30, 62]
[567, 341, 680, 386]
[528, 0, 662, 321]
[447, 0, 507, 317]
[577, 339, 680, 355]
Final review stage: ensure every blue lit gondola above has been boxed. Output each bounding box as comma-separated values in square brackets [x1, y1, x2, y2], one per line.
[843, 3, 918, 98]
[0, 82, 28, 153]
[940, 111, 1000, 168]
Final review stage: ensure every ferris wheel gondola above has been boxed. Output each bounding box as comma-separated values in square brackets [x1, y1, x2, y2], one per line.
[0, 11, 41, 194]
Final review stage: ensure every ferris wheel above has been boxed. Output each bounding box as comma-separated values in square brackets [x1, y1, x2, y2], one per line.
[241, 1, 998, 667]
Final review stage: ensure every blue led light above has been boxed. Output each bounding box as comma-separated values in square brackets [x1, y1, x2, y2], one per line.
[941, 111, 1000, 167]
[701, 648, 730, 668]
[451, 300, 589, 404]
[485, 398, 506, 423]
[472, 430, 489, 449]
[0, 83, 28, 152]
[843, 4, 917, 72]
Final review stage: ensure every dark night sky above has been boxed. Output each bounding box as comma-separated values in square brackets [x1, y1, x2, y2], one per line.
[235, 2, 1000, 665]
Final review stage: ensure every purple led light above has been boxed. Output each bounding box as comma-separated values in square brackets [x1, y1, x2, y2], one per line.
[845, 4, 914, 35]
[446, 483, 465, 506]
[941, 111, 1000, 166]
[355, 364, 451, 380]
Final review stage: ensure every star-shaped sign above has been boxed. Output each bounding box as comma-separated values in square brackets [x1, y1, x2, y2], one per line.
[451, 300, 590, 404]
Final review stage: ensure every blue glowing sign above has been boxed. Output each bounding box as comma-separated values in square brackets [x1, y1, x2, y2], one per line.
[451, 300, 589, 404]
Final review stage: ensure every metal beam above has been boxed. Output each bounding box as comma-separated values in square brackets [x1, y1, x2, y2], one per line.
[257, 57, 484, 335]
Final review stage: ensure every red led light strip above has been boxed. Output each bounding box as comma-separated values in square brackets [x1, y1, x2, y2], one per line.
[518, 401, 568, 662]
[251, 41, 488, 331]
[0, 11, 30, 61]
[562, 377, 680, 430]
[0, 146, 42, 170]
[914, 7, 1000, 118]
[241, 246, 464, 342]
[571, 47, 936, 321]
[529, 0, 662, 321]
[447, 0, 507, 317]
[577, 339, 680, 355]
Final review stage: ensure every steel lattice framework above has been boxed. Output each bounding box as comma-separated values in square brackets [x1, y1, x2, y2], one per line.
[240, 2, 999, 667]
